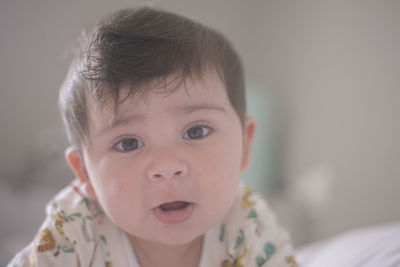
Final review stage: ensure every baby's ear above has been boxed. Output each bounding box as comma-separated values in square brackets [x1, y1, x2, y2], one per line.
[65, 147, 97, 200]
[241, 117, 257, 172]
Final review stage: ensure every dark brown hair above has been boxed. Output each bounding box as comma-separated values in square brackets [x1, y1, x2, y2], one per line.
[59, 7, 245, 149]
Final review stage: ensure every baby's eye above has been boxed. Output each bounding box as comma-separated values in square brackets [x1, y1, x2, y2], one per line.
[183, 125, 213, 140]
[114, 137, 144, 152]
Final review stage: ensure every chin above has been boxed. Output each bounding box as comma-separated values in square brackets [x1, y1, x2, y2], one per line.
[156, 221, 209, 245]
[154, 230, 203, 246]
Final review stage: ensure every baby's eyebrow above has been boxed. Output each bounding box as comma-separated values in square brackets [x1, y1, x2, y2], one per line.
[97, 113, 145, 136]
[176, 104, 227, 114]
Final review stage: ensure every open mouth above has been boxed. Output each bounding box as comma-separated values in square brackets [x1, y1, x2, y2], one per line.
[153, 201, 194, 224]
[159, 201, 190, 211]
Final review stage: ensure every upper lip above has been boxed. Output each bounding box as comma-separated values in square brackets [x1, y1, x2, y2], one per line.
[153, 200, 192, 209]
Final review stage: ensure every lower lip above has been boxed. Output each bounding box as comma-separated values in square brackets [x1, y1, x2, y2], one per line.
[153, 203, 194, 225]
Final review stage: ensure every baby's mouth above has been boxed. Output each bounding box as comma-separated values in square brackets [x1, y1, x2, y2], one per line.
[153, 201, 194, 224]
[159, 201, 189, 211]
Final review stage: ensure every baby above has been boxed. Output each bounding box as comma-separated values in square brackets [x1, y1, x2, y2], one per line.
[9, 7, 296, 267]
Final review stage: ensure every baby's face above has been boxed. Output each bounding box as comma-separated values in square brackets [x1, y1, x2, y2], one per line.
[78, 72, 254, 245]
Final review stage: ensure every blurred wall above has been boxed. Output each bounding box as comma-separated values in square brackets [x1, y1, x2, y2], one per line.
[260, 0, 400, 242]
[0, 0, 399, 261]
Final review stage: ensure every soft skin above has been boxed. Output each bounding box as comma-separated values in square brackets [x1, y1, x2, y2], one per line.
[66, 72, 256, 266]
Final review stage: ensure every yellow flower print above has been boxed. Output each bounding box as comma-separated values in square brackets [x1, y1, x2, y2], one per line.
[241, 188, 255, 209]
[286, 255, 298, 267]
[222, 245, 247, 267]
[55, 212, 66, 236]
[36, 228, 56, 252]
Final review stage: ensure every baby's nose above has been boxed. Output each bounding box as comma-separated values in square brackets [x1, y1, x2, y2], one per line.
[149, 169, 187, 181]
[146, 150, 188, 182]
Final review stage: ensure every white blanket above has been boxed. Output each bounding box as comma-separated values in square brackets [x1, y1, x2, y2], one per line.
[296, 222, 400, 267]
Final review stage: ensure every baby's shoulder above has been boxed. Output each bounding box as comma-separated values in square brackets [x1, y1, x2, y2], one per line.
[216, 183, 296, 267]
[45, 180, 104, 223]
[8, 180, 116, 267]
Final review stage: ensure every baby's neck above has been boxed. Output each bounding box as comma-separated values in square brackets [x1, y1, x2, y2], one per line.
[129, 235, 204, 267]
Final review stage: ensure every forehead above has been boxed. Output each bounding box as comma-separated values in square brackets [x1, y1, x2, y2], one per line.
[87, 71, 233, 129]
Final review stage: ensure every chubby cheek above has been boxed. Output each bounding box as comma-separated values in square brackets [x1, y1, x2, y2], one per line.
[197, 136, 243, 217]
[86, 157, 143, 223]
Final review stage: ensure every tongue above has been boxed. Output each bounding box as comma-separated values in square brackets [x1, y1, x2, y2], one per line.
[160, 201, 188, 211]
